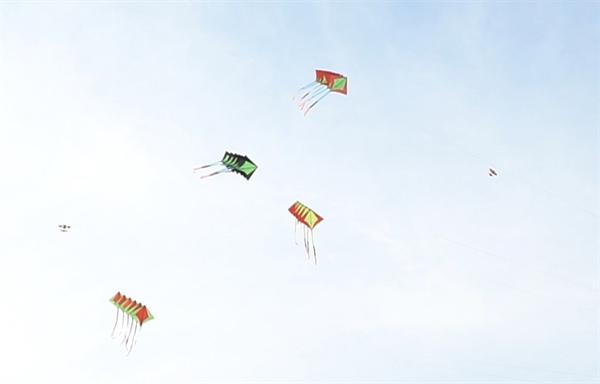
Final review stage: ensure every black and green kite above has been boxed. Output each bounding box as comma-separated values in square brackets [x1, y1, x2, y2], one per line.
[194, 152, 258, 180]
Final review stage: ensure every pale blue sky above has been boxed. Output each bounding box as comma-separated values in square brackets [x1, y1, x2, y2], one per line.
[1, 2, 598, 383]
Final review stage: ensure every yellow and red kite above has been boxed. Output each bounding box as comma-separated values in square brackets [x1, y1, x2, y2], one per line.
[289, 201, 324, 264]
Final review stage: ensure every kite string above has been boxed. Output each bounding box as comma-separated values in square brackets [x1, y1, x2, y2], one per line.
[431, 133, 598, 218]
[395, 353, 536, 383]
[488, 279, 596, 315]
[395, 224, 598, 315]
[408, 224, 599, 292]
[397, 348, 599, 379]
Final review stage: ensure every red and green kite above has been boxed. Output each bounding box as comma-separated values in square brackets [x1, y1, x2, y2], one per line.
[289, 201, 324, 264]
[110, 292, 154, 355]
[293, 69, 347, 115]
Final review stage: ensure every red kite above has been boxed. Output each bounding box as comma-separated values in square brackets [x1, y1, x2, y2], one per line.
[109, 292, 154, 356]
[293, 69, 347, 115]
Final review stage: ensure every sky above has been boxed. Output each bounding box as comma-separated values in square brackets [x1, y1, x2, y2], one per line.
[0, 1, 598, 383]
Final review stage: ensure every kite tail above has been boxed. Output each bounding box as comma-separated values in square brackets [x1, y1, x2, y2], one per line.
[299, 84, 327, 102]
[310, 229, 317, 265]
[122, 318, 135, 349]
[303, 226, 311, 260]
[120, 316, 131, 347]
[110, 308, 120, 339]
[299, 87, 329, 109]
[133, 324, 142, 347]
[292, 81, 319, 100]
[293, 220, 299, 246]
[113, 309, 126, 340]
[126, 322, 139, 356]
[304, 90, 331, 116]
[298, 86, 329, 109]
[199, 168, 232, 179]
[127, 325, 142, 356]
[299, 91, 311, 101]
[193, 161, 222, 172]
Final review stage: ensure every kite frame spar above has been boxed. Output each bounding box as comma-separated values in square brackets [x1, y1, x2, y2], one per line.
[293, 69, 347, 115]
[289, 201, 324, 265]
[194, 152, 258, 180]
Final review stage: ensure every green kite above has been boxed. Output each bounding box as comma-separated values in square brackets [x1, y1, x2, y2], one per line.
[194, 152, 258, 180]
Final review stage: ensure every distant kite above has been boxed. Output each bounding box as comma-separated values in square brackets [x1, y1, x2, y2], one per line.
[489, 168, 498, 177]
[289, 201, 324, 265]
[293, 69, 347, 115]
[58, 224, 71, 233]
[194, 152, 257, 180]
[110, 292, 154, 356]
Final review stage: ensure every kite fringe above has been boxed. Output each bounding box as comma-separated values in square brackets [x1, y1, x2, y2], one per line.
[299, 84, 327, 102]
[311, 229, 317, 265]
[299, 86, 328, 107]
[119, 316, 130, 347]
[199, 168, 232, 179]
[193, 161, 221, 172]
[304, 91, 331, 116]
[292, 81, 320, 100]
[298, 88, 330, 115]
[110, 308, 120, 339]
[303, 225, 310, 259]
[294, 220, 299, 246]
[126, 322, 139, 356]
[300, 226, 317, 265]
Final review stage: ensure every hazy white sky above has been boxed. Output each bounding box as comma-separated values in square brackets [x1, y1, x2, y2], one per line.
[1, 2, 598, 383]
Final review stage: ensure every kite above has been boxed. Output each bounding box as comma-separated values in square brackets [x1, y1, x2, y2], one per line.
[489, 168, 498, 177]
[289, 201, 324, 265]
[109, 292, 154, 356]
[58, 224, 71, 232]
[293, 69, 347, 115]
[194, 152, 257, 180]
